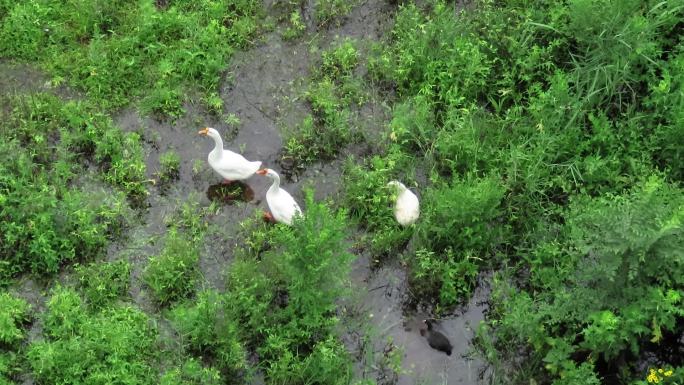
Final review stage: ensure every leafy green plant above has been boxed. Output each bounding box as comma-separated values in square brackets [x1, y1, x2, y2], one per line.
[282, 39, 364, 170]
[224, 191, 355, 384]
[28, 286, 157, 385]
[0, 0, 263, 116]
[144, 229, 199, 305]
[158, 150, 181, 185]
[169, 291, 247, 374]
[282, 10, 306, 40]
[0, 94, 136, 281]
[0, 293, 30, 346]
[160, 359, 223, 385]
[76, 260, 131, 309]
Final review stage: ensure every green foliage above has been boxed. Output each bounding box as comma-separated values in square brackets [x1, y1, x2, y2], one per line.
[144, 229, 199, 305]
[282, 10, 306, 40]
[283, 39, 363, 170]
[0, 94, 138, 282]
[485, 177, 684, 382]
[160, 359, 222, 385]
[315, 0, 356, 27]
[417, 176, 507, 254]
[76, 260, 131, 309]
[0, 293, 30, 346]
[28, 286, 157, 385]
[158, 150, 181, 184]
[320, 39, 359, 79]
[0, 0, 262, 116]
[224, 192, 355, 384]
[169, 291, 246, 375]
[342, 152, 414, 256]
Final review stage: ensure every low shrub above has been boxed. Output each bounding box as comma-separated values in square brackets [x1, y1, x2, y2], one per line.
[0, 293, 30, 346]
[76, 259, 131, 309]
[28, 286, 158, 385]
[144, 229, 199, 305]
[169, 291, 247, 375]
[160, 359, 223, 385]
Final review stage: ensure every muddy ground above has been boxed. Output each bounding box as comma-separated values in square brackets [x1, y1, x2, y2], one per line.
[2, 0, 489, 384]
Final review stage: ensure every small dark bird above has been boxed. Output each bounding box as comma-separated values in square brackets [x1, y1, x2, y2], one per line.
[421, 319, 452, 356]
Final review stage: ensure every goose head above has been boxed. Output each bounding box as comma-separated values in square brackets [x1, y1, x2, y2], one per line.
[198, 127, 220, 140]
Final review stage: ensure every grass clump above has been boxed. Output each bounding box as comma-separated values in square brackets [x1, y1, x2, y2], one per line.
[169, 290, 246, 377]
[0, 293, 30, 346]
[28, 286, 158, 385]
[76, 259, 131, 309]
[0, 0, 263, 117]
[223, 192, 355, 384]
[283, 39, 362, 172]
[144, 228, 199, 305]
[0, 94, 139, 282]
[479, 176, 684, 383]
[160, 358, 222, 385]
[158, 149, 181, 185]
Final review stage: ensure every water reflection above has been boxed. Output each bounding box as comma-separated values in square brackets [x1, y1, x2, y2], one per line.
[206, 181, 255, 204]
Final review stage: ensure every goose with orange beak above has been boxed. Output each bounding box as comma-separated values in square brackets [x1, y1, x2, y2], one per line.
[198, 127, 261, 184]
[256, 168, 302, 225]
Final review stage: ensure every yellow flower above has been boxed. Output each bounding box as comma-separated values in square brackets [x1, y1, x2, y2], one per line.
[647, 369, 659, 384]
[659, 369, 664, 374]
[664, 370, 673, 377]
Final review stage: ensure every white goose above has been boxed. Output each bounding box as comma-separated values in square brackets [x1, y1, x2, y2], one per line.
[256, 168, 302, 225]
[387, 180, 419, 226]
[198, 127, 261, 183]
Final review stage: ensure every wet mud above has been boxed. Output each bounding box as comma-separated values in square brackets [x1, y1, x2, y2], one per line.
[345, 255, 488, 385]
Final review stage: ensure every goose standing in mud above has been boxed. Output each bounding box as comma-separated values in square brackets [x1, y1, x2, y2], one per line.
[256, 168, 302, 225]
[198, 127, 261, 184]
[387, 180, 420, 226]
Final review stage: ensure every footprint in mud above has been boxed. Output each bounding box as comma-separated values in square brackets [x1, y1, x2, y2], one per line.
[206, 182, 255, 204]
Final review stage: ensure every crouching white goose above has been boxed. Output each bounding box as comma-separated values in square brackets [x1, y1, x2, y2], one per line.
[256, 168, 302, 225]
[198, 127, 261, 183]
[387, 180, 419, 226]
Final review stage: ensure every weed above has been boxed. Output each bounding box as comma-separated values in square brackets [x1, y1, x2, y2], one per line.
[283, 10, 306, 40]
[0, 0, 263, 116]
[158, 149, 181, 185]
[143, 228, 199, 305]
[224, 191, 355, 384]
[160, 358, 223, 385]
[0, 293, 30, 346]
[76, 260, 131, 309]
[28, 286, 157, 384]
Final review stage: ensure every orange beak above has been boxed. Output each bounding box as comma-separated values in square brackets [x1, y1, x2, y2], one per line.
[198, 128, 209, 135]
[255, 169, 268, 175]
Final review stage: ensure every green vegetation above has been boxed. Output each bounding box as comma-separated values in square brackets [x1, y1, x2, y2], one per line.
[28, 286, 158, 385]
[158, 149, 181, 186]
[276, 0, 357, 35]
[0, 0, 262, 117]
[0, 293, 30, 346]
[76, 260, 131, 309]
[346, 0, 684, 382]
[0, 94, 140, 283]
[2, 0, 683, 383]
[283, 38, 363, 172]
[144, 229, 199, 305]
[225, 193, 355, 384]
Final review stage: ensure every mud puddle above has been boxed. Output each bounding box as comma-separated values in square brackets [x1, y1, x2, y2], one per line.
[345, 253, 489, 385]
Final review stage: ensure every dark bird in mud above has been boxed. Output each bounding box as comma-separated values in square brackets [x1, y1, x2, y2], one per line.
[421, 319, 452, 356]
